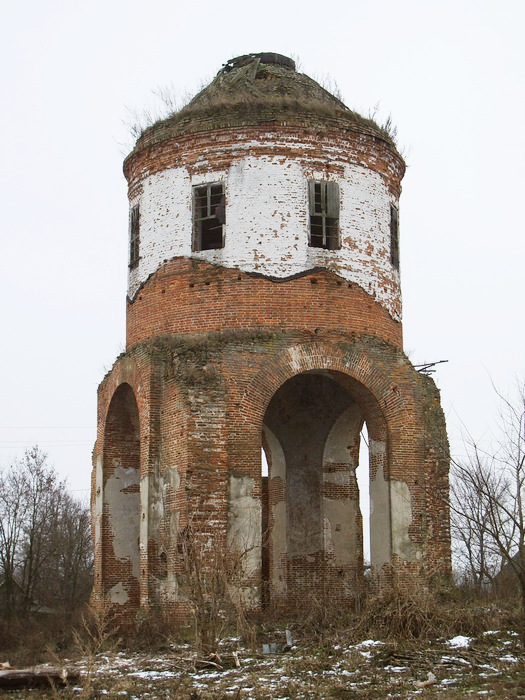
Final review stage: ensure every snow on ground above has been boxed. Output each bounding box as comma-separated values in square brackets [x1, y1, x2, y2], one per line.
[10, 629, 525, 698]
[446, 635, 472, 649]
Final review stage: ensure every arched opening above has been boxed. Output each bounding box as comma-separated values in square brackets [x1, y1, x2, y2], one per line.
[102, 383, 141, 609]
[358, 423, 371, 566]
[260, 370, 389, 609]
[260, 444, 270, 607]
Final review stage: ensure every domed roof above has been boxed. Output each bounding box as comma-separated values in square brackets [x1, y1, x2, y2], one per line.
[129, 53, 396, 155]
[183, 53, 347, 115]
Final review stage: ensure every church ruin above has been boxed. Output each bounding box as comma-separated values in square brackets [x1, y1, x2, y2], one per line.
[92, 53, 450, 622]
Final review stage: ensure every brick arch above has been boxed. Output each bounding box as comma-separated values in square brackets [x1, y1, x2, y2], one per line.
[102, 383, 140, 483]
[99, 382, 141, 613]
[233, 339, 412, 448]
[228, 338, 428, 608]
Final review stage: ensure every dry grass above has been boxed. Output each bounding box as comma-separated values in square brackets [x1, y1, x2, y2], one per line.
[3, 589, 525, 698]
[354, 583, 490, 641]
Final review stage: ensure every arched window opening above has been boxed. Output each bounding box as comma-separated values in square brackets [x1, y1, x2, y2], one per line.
[358, 423, 371, 567]
[102, 383, 141, 609]
[259, 370, 390, 608]
[261, 444, 270, 607]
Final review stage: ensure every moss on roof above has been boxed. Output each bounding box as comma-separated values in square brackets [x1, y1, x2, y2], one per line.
[129, 53, 398, 156]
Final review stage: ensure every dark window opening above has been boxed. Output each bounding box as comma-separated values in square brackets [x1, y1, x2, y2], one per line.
[193, 183, 225, 251]
[308, 180, 340, 250]
[129, 205, 140, 268]
[158, 551, 168, 579]
[390, 204, 399, 270]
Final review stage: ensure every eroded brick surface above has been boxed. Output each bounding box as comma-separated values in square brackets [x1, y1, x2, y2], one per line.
[92, 54, 450, 626]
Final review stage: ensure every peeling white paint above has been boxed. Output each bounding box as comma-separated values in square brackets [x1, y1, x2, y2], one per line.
[369, 445, 391, 568]
[323, 405, 362, 464]
[104, 465, 140, 579]
[227, 474, 261, 608]
[263, 425, 287, 596]
[147, 465, 163, 536]
[391, 479, 420, 562]
[322, 406, 361, 574]
[108, 581, 129, 605]
[324, 471, 351, 485]
[128, 151, 401, 319]
[368, 448, 420, 564]
[158, 573, 180, 603]
[322, 499, 358, 571]
[227, 474, 261, 578]
[287, 345, 305, 374]
[128, 168, 191, 297]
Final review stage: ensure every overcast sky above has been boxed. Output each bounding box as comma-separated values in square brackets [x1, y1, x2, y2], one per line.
[1, 0, 524, 497]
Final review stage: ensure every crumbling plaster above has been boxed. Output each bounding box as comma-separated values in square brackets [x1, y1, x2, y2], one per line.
[103, 463, 140, 603]
[127, 154, 400, 319]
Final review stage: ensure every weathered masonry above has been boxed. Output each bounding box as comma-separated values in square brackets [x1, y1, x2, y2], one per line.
[92, 53, 450, 622]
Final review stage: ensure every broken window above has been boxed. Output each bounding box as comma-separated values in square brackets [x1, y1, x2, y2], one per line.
[308, 180, 340, 250]
[193, 183, 225, 251]
[129, 204, 140, 268]
[390, 204, 399, 270]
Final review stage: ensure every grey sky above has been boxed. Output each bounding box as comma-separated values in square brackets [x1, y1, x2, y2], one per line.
[1, 0, 524, 496]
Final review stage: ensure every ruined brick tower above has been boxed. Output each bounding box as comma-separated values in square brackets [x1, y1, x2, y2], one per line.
[92, 53, 450, 620]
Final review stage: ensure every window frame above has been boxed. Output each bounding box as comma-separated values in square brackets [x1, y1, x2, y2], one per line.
[308, 180, 340, 250]
[390, 204, 400, 270]
[192, 182, 226, 252]
[129, 204, 140, 269]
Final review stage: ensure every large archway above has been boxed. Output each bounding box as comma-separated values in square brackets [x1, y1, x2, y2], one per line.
[260, 370, 390, 609]
[101, 383, 141, 610]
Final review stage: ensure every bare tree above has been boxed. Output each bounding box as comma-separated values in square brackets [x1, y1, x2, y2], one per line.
[54, 493, 93, 615]
[0, 447, 92, 618]
[451, 381, 525, 625]
[0, 463, 28, 614]
[450, 448, 505, 589]
[19, 447, 65, 611]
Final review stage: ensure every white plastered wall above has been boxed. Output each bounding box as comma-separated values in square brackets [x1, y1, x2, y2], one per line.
[128, 151, 401, 320]
[103, 463, 141, 605]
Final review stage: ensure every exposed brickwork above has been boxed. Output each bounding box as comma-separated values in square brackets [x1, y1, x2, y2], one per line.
[124, 120, 404, 319]
[92, 54, 450, 625]
[93, 330, 450, 617]
[126, 260, 403, 350]
[125, 121, 404, 198]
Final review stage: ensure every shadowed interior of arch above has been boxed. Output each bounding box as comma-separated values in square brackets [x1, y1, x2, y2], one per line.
[259, 370, 384, 608]
[101, 383, 141, 608]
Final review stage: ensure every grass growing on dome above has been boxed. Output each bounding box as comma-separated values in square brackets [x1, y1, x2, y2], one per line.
[124, 62, 400, 153]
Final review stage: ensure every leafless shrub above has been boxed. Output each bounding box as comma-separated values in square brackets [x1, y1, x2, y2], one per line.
[177, 522, 257, 653]
[132, 605, 180, 649]
[75, 599, 121, 656]
[350, 570, 488, 642]
[72, 600, 121, 698]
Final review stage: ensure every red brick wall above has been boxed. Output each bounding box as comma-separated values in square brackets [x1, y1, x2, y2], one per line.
[92, 103, 450, 624]
[124, 120, 404, 200]
[126, 260, 403, 351]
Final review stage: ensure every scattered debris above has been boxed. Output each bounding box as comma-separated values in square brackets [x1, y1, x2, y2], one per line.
[0, 667, 81, 690]
[415, 670, 437, 688]
[10, 630, 523, 697]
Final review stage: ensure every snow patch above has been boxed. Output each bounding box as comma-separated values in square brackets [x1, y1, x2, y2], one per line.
[446, 635, 472, 648]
